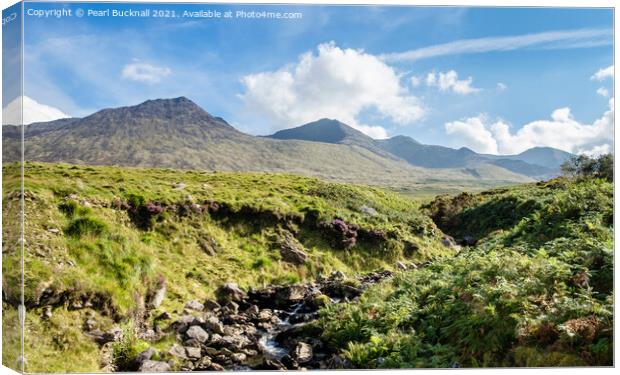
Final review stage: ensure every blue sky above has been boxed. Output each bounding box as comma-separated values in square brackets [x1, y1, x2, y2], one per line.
[15, 2, 615, 155]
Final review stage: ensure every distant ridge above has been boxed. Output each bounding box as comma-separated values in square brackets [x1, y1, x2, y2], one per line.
[2, 97, 567, 187]
[267, 119, 573, 179]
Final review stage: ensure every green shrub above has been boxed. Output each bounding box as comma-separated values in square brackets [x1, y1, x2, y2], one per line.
[252, 255, 272, 269]
[58, 200, 92, 218]
[112, 325, 150, 371]
[65, 216, 108, 238]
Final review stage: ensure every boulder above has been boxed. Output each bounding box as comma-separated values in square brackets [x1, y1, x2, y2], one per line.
[294, 342, 313, 364]
[186, 325, 209, 343]
[185, 300, 204, 311]
[132, 348, 156, 369]
[359, 205, 378, 216]
[185, 346, 202, 359]
[139, 360, 170, 372]
[203, 299, 221, 311]
[276, 285, 308, 304]
[168, 343, 188, 359]
[279, 231, 308, 265]
[244, 304, 259, 317]
[216, 283, 246, 304]
[204, 316, 225, 335]
[257, 309, 274, 322]
[219, 333, 252, 350]
[194, 356, 213, 370]
[88, 327, 122, 345]
[209, 362, 225, 371]
[396, 261, 407, 270]
[441, 235, 461, 251]
[231, 352, 247, 363]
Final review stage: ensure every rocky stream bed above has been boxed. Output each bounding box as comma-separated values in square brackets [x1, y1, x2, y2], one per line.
[114, 268, 412, 372]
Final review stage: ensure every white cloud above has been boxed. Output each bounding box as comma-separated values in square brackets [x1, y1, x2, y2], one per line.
[2, 96, 70, 125]
[591, 65, 613, 81]
[445, 116, 498, 154]
[444, 99, 614, 156]
[410, 75, 421, 87]
[597, 87, 609, 97]
[426, 70, 480, 94]
[381, 28, 612, 62]
[122, 61, 171, 83]
[497, 82, 508, 91]
[240, 42, 424, 138]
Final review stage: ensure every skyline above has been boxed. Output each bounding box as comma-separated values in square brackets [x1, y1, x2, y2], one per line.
[3, 2, 615, 155]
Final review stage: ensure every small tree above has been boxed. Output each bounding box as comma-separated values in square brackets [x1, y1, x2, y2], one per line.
[561, 153, 613, 181]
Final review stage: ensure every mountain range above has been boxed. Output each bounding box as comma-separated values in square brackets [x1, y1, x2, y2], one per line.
[2, 97, 573, 188]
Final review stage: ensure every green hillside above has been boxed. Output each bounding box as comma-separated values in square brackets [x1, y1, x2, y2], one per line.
[1, 161, 613, 372]
[319, 176, 613, 367]
[2, 162, 453, 372]
[2, 97, 534, 193]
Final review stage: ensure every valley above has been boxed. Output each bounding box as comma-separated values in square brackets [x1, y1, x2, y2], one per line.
[2, 97, 573, 196]
[1, 159, 613, 371]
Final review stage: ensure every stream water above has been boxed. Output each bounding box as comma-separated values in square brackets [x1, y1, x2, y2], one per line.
[257, 302, 306, 360]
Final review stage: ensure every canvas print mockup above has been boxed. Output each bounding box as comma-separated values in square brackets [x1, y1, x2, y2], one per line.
[1, 1, 614, 372]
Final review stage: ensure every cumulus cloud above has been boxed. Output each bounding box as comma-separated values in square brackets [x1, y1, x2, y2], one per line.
[497, 82, 508, 91]
[426, 70, 480, 94]
[240, 42, 424, 138]
[597, 87, 609, 97]
[444, 99, 614, 156]
[445, 115, 498, 154]
[122, 61, 171, 83]
[2, 96, 70, 125]
[591, 65, 613, 81]
[410, 75, 421, 87]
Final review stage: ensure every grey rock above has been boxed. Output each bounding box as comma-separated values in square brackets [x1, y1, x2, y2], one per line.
[186, 325, 209, 343]
[276, 284, 307, 303]
[185, 300, 204, 311]
[185, 346, 202, 359]
[139, 360, 170, 372]
[279, 231, 307, 265]
[203, 299, 221, 311]
[168, 343, 188, 359]
[209, 362, 225, 371]
[396, 261, 407, 270]
[194, 356, 213, 370]
[294, 342, 313, 364]
[257, 309, 273, 322]
[231, 352, 247, 363]
[244, 304, 259, 317]
[216, 283, 246, 304]
[441, 235, 457, 248]
[204, 316, 225, 335]
[359, 205, 378, 216]
[134, 348, 156, 367]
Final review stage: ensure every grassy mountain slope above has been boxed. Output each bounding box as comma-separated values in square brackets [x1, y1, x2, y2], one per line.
[318, 177, 613, 367]
[268, 118, 393, 158]
[267, 122, 570, 179]
[2, 98, 533, 191]
[2, 161, 453, 372]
